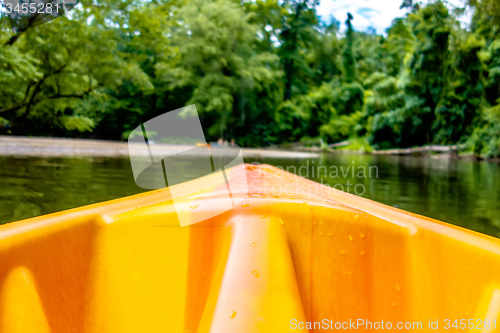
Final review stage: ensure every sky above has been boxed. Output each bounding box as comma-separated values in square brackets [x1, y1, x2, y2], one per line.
[317, 0, 469, 35]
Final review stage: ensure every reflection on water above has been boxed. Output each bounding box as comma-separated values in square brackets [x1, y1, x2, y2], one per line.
[1, 154, 499, 238]
[0, 157, 147, 225]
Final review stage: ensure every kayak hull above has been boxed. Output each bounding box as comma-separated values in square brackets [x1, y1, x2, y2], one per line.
[0, 164, 499, 332]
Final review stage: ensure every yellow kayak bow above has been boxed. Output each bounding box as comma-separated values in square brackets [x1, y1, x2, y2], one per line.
[0, 164, 499, 332]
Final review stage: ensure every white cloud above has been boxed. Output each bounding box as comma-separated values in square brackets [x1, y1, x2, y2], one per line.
[317, 0, 470, 35]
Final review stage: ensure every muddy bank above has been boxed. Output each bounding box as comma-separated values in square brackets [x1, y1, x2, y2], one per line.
[0, 136, 319, 159]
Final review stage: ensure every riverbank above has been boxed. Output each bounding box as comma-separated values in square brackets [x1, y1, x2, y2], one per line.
[268, 140, 484, 161]
[0, 136, 319, 159]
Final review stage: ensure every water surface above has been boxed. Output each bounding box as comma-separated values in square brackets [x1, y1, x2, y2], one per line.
[1, 154, 499, 238]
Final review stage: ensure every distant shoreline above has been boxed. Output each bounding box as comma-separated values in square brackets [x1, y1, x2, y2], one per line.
[0, 135, 492, 162]
[0, 135, 319, 159]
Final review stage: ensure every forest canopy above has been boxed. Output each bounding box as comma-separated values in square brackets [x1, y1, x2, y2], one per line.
[1, 0, 500, 157]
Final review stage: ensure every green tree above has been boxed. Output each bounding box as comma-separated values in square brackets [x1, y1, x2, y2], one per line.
[434, 32, 486, 144]
[399, 2, 453, 146]
[157, 0, 282, 144]
[343, 13, 356, 83]
[278, 0, 319, 100]
[363, 72, 406, 148]
[0, 0, 174, 137]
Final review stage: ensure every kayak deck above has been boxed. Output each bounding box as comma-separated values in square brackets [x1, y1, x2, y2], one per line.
[0, 164, 499, 332]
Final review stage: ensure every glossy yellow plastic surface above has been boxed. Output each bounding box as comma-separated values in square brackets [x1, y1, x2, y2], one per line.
[1, 164, 500, 332]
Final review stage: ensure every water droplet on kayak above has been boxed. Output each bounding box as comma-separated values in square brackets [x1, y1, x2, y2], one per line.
[354, 215, 360, 220]
[319, 231, 324, 236]
[251, 242, 257, 247]
[259, 215, 266, 219]
[229, 311, 237, 319]
[328, 232, 333, 236]
[320, 221, 324, 225]
[360, 233, 365, 239]
[203, 272, 206, 278]
[251, 270, 260, 278]
[343, 271, 347, 275]
[303, 229, 309, 233]
[360, 250, 365, 256]
[395, 284, 400, 292]
[392, 302, 397, 307]
[241, 203, 250, 207]
[340, 250, 346, 255]
[452, 301, 457, 307]
[279, 218, 284, 225]
[313, 222, 317, 226]
[349, 235, 353, 242]
[190, 205, 199, 209]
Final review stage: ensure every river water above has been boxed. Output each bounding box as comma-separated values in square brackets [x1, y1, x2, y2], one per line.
[1, 154, 499, 238]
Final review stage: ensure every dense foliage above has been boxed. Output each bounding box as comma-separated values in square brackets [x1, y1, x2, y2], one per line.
[1, 0, 500, 156]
